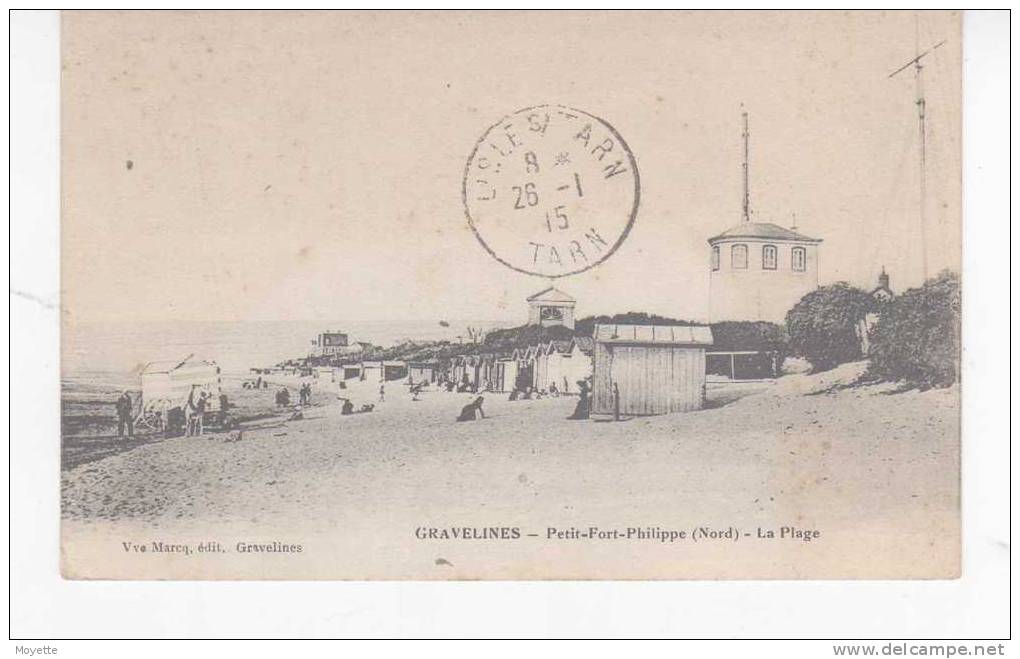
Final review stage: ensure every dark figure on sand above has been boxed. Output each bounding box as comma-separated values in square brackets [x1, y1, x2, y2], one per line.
[186, 390, 207, 436]
[115, 391, 134, 437]
[568, 380, 591, 420]
[218, 393, 230, 425]
[456, 396, 486, 422]
[298, 383, 312, 406]
[276, 388, 290, 407]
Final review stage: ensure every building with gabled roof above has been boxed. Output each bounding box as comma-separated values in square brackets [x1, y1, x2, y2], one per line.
[527, 286, 576, 330]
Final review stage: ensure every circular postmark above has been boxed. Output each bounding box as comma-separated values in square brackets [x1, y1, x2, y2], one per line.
[462, 105, 640, 278]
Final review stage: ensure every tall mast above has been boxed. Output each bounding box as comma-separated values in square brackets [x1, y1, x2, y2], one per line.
[914, 18, 929, 281]
[889, 18, 944, 282]
[742, 110, 750, 223]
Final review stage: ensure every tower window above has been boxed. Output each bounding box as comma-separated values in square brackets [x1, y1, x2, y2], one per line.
[792, 247, 806, 272]
[711, 245, 720, 271]
[731, 244, 748, 270]
[762, 244, 777, 270]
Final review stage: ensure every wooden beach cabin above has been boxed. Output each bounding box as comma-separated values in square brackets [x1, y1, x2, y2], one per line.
[592, 324, 714, 417]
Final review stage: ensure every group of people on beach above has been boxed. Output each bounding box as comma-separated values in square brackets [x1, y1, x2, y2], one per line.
[112, 369, 591, 441]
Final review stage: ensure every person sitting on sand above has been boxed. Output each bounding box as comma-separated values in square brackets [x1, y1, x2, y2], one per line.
[276, 388, 290, 407]
[508, 388, 521, 401]
[549, 382, 559, 396]
[410, 382, 424, 401]
[360, 404, 375, 413]
[340, 398, 354, 415]
[456, 396, 486, 422]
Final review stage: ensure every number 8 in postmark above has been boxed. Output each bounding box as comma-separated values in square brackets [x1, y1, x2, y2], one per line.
[462, 105, 641, 278]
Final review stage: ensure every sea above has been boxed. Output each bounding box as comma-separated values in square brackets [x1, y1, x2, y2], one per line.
[62, 319, 510, 389]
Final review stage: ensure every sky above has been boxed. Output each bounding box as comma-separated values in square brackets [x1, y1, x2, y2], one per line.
[62, 10, 961, 326]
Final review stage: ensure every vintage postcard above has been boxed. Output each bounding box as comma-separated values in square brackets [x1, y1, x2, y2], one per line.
[60, 10, 962, 580]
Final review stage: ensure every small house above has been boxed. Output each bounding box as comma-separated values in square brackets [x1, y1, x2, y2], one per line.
[592, 324, 713, 417]
[312, 330, 350, 356]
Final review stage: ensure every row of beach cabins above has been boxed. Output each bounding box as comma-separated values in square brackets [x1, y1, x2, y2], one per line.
[256, 324, 784, 417]
[258, 337, 598, 395]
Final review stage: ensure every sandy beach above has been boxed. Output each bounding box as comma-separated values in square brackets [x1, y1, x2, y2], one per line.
[60, 363, 959, 579]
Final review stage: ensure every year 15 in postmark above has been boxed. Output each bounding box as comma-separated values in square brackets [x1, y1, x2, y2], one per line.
[462, 105, 640, 278]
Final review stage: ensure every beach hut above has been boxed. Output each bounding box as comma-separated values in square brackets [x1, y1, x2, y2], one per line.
[492, 357, 518, 393]
[511, 347, 533, 391]
[312, 366, 339, 382]
[340, 363, 363, 380]
[136, 354, 221, 430]
[407, 361, 438, 385]
[361, 361, 384, 382]
[464, 355, 483, 388]
[476, 354, 499, 391]
[560, 337, 595, 393]
[592, 324, 714, 417]
[539, 340, 573, 393]
[382, 360, 408, 381]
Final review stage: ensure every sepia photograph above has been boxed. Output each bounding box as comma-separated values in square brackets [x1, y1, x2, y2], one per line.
[55, 9, 965, 580]
[9, 6, 1010, 645]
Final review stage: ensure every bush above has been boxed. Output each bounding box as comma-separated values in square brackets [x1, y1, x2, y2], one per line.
[785, 283, 876, 371]
[574, 312, 697, 336]
[711, 321, 788, 360]
[867, 270, 960, 388]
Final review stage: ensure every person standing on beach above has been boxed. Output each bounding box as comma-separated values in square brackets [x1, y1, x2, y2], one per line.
[217, 392, 229, 426]
[115, 391, 134, 438]
[193, 392, 208, 436]
[568, 380, 591, 420]
[185, 386, 198, 436]
[378, 383, 385, 402]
